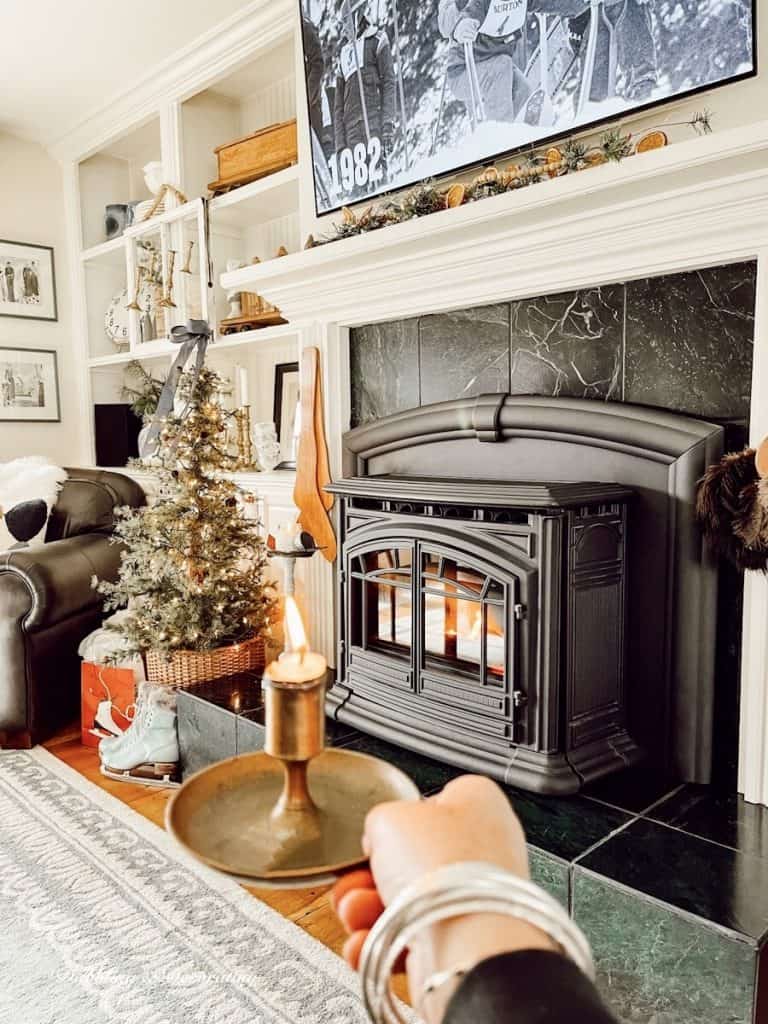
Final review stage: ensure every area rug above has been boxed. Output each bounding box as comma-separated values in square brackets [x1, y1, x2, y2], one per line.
[0, 748, 367, 1024]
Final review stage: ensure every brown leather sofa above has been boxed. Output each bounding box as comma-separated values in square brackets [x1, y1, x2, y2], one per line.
[0, 468, 144, 748]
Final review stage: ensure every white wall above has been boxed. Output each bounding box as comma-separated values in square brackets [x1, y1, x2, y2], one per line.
[0, 132, 82, 465]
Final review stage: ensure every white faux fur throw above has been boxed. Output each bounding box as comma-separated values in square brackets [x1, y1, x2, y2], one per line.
[0, 456, 68, 551]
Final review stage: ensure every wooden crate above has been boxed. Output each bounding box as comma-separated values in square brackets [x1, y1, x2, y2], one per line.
[209, 120, 298, 194]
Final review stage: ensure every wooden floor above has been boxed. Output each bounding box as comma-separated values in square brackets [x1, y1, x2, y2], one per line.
[44, 726, 347, 956]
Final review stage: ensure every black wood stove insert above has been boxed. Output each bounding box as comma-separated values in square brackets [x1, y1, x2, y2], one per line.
[327, 394, 725, 795]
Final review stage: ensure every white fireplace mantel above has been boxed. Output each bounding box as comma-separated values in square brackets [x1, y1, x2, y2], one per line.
[222, 121, 768, 326]
[223, 120, 768, 806]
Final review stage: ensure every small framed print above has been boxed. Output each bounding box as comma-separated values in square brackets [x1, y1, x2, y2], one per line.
[273, 361, 300, 469]
[0, 240, 57, 322]
[0, 348, 60, 422]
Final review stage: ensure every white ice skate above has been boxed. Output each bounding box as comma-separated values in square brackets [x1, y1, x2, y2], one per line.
[98, 685, 147, 761]
[100, 683, 180, 787]
[89, 699, 127, 742]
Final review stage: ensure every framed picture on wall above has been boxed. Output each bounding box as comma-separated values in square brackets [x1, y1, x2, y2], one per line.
[273, 361, 300, 469]
[0, 240, 57, 322]
[0, 347, 60, 422]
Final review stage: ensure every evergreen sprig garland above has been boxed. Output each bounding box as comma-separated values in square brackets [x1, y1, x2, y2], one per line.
[97, 367, 274, 660]
[311, 113, 712, 248]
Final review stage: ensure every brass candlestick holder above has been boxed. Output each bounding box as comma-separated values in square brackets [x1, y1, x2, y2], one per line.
[181, 239, 195, 274]
[167, 665, 417, 879]
[233, 405, 257, 469]
[167, 582, 418, 879]
[125, 265, 146, 310]
[156, 249, 177, 308]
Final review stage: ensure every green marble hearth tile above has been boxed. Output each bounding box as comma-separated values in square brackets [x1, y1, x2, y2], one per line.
[577, 817, 768, 940]
[503, 783, 632, 862]
[528, 847, 569, 909]
[573, 869, 756, 1024]
[342, 733, 465, 794]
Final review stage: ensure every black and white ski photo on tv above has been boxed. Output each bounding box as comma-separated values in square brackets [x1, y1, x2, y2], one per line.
[300, 0, 756, 215]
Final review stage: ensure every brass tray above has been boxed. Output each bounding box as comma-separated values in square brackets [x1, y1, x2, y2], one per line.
[166, 748, 419, 880]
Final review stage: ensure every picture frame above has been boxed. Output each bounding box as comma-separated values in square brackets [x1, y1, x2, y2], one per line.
[300, 1, 757, 217]
[0, 239, 57, 322]
[273, 361, 300, 470]
[0, 347, 61, 422]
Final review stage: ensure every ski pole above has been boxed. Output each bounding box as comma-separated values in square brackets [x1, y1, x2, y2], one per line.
[577, 0, 601, 114]
[430, 58, 450, 157]
[471, 45, 486, 122]
[390, 0, 411, 168]
[601, 0, 627, 98]
[463, 41, 477, 129]
[538, 13, 549, 100]
[464, 41, 486, 124]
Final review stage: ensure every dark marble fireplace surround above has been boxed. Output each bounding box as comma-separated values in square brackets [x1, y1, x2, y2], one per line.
[350, 263, 756, 429]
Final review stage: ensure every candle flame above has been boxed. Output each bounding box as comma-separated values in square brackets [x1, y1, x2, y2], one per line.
[284, 596, 308, 659]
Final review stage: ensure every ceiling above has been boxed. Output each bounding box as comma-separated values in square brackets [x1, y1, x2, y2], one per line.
[0, 0, 258, 146]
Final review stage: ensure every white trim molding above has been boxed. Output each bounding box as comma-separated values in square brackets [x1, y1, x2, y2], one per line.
[224, 120, 768, 804]
[222, 120, 768, 324]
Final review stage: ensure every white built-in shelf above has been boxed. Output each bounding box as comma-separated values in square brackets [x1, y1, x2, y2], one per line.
[89, 351, 134, 368]
[208, 165, 300, 228]
[81, 236, 126, 264]
[87, 323, 299, 369]
[211, 323, 299, 349]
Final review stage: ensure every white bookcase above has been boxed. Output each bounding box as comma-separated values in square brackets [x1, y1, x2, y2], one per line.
[57, 1, 336, 662]
[68, 3, 306, 466]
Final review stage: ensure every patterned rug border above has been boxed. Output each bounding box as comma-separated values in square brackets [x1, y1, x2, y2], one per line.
[20, 746, 360, 997]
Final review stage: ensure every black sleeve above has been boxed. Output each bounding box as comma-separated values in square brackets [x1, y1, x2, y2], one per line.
[443, 950, 617, 1024]
[333, 74, 347, 152]
[376, 34, 397, 134]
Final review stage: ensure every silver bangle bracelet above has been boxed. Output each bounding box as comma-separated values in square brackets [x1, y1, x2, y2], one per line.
[358, 861, 595, 1024]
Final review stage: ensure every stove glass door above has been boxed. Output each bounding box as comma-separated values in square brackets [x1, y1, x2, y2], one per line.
[422, 551, 506, 686]
[351, 547, 414, 659]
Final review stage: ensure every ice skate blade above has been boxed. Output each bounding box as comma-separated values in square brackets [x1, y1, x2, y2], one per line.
[166, 749, 419, 880]
[101, 761, 181, 789]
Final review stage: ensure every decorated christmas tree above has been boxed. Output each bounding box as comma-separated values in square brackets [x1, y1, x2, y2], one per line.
[98, 366, 274, 660]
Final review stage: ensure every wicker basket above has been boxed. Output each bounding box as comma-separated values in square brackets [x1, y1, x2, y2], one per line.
[145, 636, 265, 688]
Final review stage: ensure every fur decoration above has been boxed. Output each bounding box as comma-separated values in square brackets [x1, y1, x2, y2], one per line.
[695, 448, 768, 571]
[0, 456, 68, 551]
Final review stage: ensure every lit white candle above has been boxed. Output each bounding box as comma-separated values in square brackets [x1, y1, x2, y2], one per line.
[265, 596, 327, 684]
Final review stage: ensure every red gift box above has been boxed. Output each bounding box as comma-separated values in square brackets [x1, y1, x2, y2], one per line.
[80, 662, 137, 748]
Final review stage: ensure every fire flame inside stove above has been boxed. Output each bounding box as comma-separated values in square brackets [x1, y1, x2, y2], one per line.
[284, 596, 309, 660]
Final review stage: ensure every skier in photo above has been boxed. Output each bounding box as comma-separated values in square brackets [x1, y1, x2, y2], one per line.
[565, 0, 657, 104]
[302, 14, 326, 149]
[438, 0, 657, 128]
[333, 0, 397, 189]
[438, 0, 532, 125]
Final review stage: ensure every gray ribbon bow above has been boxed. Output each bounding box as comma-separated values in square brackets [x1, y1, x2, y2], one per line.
[144, 319, 212, 447]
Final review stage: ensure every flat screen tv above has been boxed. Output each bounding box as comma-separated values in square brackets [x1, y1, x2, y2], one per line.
[300, 0, 756, 216]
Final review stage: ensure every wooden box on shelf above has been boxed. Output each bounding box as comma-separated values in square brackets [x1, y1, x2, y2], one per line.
[209, 120, 298, 195]
[220, 291, 287, 335]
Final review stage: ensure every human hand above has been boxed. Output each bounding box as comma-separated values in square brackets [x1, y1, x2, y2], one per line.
[332, 776, 557, 1022]
[454, 16, 480, 43]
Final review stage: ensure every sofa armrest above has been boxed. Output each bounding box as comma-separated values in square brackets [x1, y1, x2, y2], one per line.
[0, 534, 123, 631]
